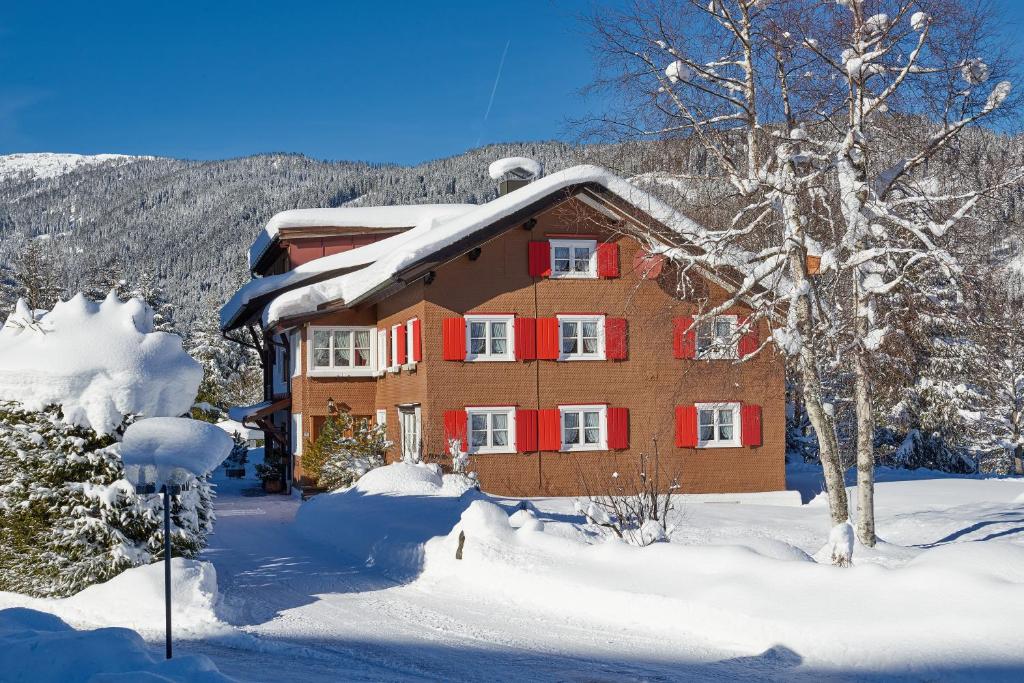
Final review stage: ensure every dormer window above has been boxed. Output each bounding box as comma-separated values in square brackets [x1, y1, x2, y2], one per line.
[550, 239, 597, 278]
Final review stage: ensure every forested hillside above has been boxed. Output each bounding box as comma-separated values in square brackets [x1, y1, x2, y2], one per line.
[0, 142, 628, 330]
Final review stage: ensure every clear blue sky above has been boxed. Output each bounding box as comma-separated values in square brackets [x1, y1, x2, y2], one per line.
[0, 1, 603, 164]
[1, 1, 1020, 165]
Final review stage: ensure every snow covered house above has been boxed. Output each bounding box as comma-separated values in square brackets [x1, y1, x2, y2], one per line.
[221, 161, 785, 496]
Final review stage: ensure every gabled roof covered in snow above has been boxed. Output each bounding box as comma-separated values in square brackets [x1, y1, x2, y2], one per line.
[222, 164, 765, 332]
[247, 204, 475, 271]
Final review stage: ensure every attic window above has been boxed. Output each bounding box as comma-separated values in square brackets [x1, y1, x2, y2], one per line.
[550, 239, 597, 278]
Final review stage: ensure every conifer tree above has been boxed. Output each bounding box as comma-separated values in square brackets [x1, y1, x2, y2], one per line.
[301, 412, 390, 490]
[0, 403, 214, 597]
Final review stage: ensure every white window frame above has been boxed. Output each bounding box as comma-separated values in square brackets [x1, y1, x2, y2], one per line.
[464, 314, 515, 362]
[559, 404, 607, 452]
[376, 329, 388, 376]
[289, 330, 301, 378]
[695, 402, 741, 448]
[549, 238, 598, 279]
[696, 315, 739, 360]
[291, 412, 303, 456]
[557, 314, 606, 361]
[466, 406, 517, 454]
[405, 318, 418, 368]
[307, 326, 378, 377]
[389, 324, 401, 372]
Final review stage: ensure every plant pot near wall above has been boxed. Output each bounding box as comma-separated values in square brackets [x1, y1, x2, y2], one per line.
[263, 478, 284, 494]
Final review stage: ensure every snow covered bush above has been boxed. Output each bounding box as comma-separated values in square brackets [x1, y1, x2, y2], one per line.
[301, 413, 390, 490]
[0, 403, 213, 597]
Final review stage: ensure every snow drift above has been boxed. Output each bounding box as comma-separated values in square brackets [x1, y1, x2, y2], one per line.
[0, 293, 202, 434]
[0, 607, 232, 683]
[421, 500, 1024, 674]
[0, 559, 228, 640]
[294, 462, 480, 580]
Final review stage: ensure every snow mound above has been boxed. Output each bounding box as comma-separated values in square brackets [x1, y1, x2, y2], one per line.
[295, 463, 481, 580]
[353, 461, 445, 495]
[121, 417, 235, 485]
[0, 293, 202, 434]
[0, 559, 228, 641]
[487, 156, 543, 181]
[0, 152, 145, 182]
[0, 607, 233, 683]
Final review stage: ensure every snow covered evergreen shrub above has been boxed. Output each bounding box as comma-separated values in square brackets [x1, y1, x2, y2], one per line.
[0, 403, 214, 597]
[301, 413, 390, 490]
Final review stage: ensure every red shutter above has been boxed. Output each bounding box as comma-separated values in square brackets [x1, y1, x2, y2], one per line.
[514, 317, 537, 360]
[536, 318, 560, 360]
[605, 318, 627, 360]
[741, 404, 762, 447]
[396, 324, 407, 365]
[607, 407, 629, 449]
[673, 316, 696, 359]
[411, 319, 422, 362]
[444, 410, 468, 450]
[675, 405, 698, 447]
[737, 317, 760, 358]
[538, 409, 561, 451]
[442, 317, 466, 361]
[516, 409, 538, 452]
[597, 243, 620, 278]
[528, 241, 551, 277]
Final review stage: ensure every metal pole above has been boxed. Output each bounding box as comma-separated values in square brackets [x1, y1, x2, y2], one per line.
[163, 485, 172, 660]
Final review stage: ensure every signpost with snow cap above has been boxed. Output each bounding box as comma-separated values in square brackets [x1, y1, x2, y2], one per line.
[121, 417, 233, 659]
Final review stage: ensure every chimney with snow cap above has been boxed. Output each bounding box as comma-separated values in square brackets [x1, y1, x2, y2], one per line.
[489, 156, 543, 196]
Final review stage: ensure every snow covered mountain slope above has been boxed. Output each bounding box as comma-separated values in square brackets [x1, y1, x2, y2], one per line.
[0, 152, 146, 181]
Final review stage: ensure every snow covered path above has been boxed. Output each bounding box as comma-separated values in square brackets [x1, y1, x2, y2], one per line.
[194, 475, 807, 682]
[186, 468, 1024, 682]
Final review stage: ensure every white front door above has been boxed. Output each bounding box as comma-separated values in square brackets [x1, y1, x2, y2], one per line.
[399, 405, 421, 462]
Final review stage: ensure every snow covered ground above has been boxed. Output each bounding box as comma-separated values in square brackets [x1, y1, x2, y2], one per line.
[3, 457, 1023, 681]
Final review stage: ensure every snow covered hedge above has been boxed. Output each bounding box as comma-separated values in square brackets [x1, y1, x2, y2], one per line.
[0, 403, 214, 597]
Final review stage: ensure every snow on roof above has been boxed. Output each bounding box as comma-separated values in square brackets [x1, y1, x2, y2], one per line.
[487, 156, 544, 181]
[247, 204, 475, 269]
[215, 419, 264, 440]
[0, 293, 202, 434]
[227, 401, 274, 422]
[259, 164, 710, 327]
[224, 205, 475, 329]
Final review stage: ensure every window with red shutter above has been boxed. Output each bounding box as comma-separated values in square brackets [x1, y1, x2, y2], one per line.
[410, 318, 422, 362]
[536, 318, 560, 360]
[538, 409, 561, 451]
[673, 316, 696, 359]
[516, 409, 538, 452]
[741, 404, 762, 447]
[442, 317, 466, 361]
[675, 405, 698, 447]
[737, 317, 760, 358]
[528, 241, 551, 277]
[605, 318, 627, 360]
[607, 407, 629, 449]
[395, 324, 407, 365]
[597, 243, 620, 278]
[514, 317, 537, 360]
[444, 410, 468, 450]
